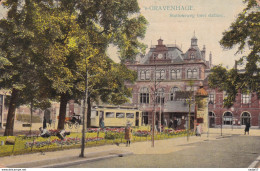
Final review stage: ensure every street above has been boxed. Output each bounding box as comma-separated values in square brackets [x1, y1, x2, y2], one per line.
[67, 134, 260, 168]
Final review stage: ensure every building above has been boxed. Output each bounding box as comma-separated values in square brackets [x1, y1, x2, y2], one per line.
[125, 35, 212, 130]
[125, 35, 260, 129]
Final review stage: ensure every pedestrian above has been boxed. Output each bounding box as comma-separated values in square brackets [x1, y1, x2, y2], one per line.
[125, 122, 132, 147]
[39, 127, 50, 138]
[195, 123, 201, 136]
[100, 118, 105, 129]
[164, 118, 167, 127]
[244, 121, 250, 135]
[174, 119, 178, 130]
[48, 119, 52, 127]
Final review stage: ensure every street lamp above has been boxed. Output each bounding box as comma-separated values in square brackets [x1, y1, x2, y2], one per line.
[79, 68, 88, 158]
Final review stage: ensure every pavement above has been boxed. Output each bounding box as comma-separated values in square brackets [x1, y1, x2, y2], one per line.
[0, 126, 260, 168]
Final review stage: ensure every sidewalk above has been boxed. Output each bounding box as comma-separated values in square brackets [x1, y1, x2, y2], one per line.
[1, 128, 260, 168]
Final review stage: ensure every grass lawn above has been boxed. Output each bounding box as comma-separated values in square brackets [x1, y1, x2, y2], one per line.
[0, 127, 193, 157]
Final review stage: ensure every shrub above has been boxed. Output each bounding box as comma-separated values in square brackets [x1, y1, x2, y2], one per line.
[104, 132, 123, 140]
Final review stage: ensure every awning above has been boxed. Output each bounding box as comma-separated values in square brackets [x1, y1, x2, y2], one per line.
[164, 100, 195, 113]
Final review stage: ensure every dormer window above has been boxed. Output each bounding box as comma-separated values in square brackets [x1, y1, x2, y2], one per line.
[190, 52, 195, 59]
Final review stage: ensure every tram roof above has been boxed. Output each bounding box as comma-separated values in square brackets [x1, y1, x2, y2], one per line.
[92, 106, 140, 110]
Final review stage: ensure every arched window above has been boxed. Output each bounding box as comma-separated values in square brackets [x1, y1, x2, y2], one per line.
[241, 112, 251, 125]
[187, 68, 198, 79]
[171, 70, 177, 80]
[140, 70, 150, 80]
[156, 70, 165, 80]
[223, 112, 233, 125]
[170, 87, 180, 101]
[156, 88, 164, 104]
[209, 112, 215, 128]
[187, 69, 192, 79]
[193, 69, 197, 78]
[140, 87, 149, 104]
[242, 94, 250, 104]
[176, 69, 181, 79]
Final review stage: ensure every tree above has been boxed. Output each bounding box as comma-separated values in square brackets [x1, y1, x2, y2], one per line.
[0, 0, 148, 134]
[208, 0, 260, 107]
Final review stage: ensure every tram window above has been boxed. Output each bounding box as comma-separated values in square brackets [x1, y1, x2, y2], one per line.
[126, 113, 134, 118]
[91, 110, 97, 118]
[106, 112, 115, 118]
[116, 113, 125, 118]
[96, 111, 98, 116]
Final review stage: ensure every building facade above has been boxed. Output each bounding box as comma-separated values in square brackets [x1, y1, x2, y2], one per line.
[125, 36, 260, 129]
[125, 36, 212, 130]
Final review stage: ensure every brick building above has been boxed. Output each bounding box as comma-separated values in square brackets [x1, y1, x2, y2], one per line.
[125, 35, 212, 129]
[125, 35, 260, 129]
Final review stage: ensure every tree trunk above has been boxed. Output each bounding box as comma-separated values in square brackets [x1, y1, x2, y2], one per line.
[87, 96, 91, 128]
[4, 88, 18, 136]
[57, 93, 69, 130]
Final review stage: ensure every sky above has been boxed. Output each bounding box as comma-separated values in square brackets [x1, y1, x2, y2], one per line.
[110, 0, 247, 68]
[0, 0, 247, 68]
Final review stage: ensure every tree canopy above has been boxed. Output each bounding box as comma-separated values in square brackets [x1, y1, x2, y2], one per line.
[0, 0, 147, 135]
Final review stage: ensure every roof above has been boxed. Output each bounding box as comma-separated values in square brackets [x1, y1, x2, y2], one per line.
[137, 47, 184, 64]
[184, 46, 203, 60]
[164, 101, 195, 113]
[196, 87, 208, 96]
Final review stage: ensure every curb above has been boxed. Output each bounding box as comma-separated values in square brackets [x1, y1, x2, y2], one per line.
[43, 152, 133, 168]
[6, 151, 133, 168]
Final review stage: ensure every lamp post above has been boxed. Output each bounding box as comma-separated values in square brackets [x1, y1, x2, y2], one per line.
[79, 68, 88, 158]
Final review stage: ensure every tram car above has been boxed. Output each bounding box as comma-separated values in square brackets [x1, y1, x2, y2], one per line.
[90, 106, 142, 127]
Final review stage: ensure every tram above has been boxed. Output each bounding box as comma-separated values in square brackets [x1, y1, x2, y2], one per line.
[90, 106, 142, 127]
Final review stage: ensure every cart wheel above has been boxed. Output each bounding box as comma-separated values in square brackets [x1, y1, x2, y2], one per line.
[75, 122, 79, 129]
[68, 122, 73, 129]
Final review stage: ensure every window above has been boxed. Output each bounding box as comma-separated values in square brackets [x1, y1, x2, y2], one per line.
[190, 52, 195, 59]
[140, 87, 149, 104]
[176, 69, 181, 79]
[209, 94, 215, 104]
[145, 70, 150, 80]
[116, 113, 125, 118]
[171, 69, 181, 80]
[187, 68, 198, 79]
[242, 94, 250, 104]
[241, 112, 250, 125]
[187, 69, 192, 79]
[126, 113, 134, 118]
[140, 70, 150, 80]
[171, 70, 177, 80]
[156, 88, 165, 104]
[91, 110, 97, 118]
[223, 112, 232, 125]
[156, 70, 165, 80]
[140, 71, 145, 80]
[106, 112, 115, 118]
[170, 87, 179, 101]
[193, 69, 197, 78]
